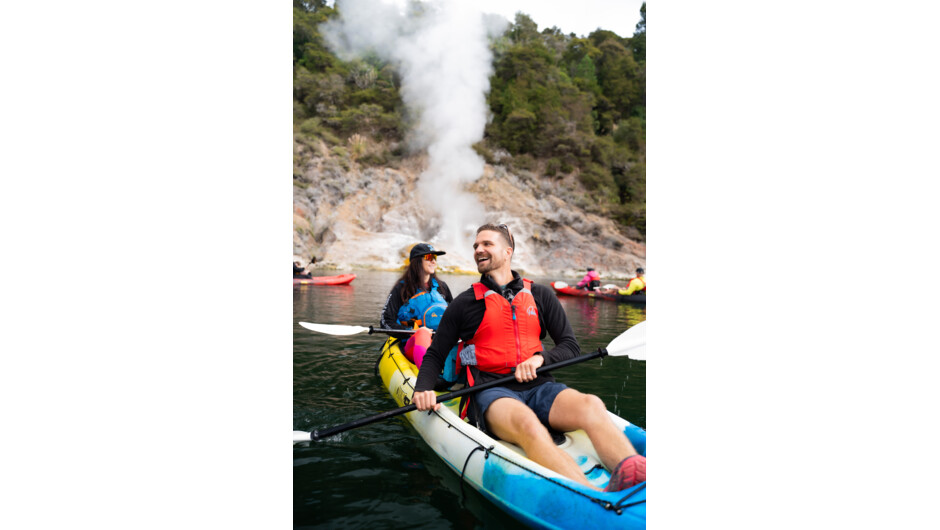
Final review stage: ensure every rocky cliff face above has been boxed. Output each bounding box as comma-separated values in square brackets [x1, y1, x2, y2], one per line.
[293, 141, 645, 281]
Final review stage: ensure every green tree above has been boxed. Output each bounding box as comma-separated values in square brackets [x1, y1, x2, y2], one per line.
[632, 2, 646, 63]
[293, 0, 326, 11]
[509, 13, 540, 44]
[293, 2, 404, 143]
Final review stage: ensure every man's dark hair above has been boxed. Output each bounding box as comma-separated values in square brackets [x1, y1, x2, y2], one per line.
[477, 223, 514, 250]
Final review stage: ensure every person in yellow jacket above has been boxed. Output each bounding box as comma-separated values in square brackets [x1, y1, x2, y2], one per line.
[619, 268, 645, 296]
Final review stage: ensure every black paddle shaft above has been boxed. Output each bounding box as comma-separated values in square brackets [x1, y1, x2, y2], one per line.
[368, 326, 422, 340]
[309, 347, 608, 441]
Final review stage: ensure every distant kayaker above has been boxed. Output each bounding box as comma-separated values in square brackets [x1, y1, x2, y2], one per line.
[576, 267, 601, 290]
[412, 223, 645, 492]
[620, 267, 646, 295]
[293, 260, 312, 279]
[380, 243, 459, 387]
[599, 267, 646, 296]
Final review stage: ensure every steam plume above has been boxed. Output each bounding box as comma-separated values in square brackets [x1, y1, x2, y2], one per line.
[322, 0, 508, 255]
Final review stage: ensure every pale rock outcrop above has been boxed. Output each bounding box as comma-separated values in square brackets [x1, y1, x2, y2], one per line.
[293, 152, 645, 280]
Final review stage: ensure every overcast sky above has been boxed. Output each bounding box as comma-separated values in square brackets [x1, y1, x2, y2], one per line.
[325, 0, 646, 39]
[474, 0, 646, 38]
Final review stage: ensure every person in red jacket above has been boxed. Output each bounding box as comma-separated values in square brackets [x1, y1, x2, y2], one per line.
[412, 223, 645, 492]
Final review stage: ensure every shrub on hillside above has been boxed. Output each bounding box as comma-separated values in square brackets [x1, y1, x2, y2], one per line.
[472, 142, 497, 165]
[510, 153, 536, 172]
[358, 151, 390, 167]
[578, 162, 617, 197]
[545, 157, 562, 177]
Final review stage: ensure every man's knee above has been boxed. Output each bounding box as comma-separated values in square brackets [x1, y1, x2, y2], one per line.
[581, 394, 613, 423]
[556, 391, 608, 426]
[557, 389, 605, 411]
[583, 393, 607, 412]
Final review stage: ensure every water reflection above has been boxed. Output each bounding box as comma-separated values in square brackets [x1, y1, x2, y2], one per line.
[554, 295, 645, 352]
[575, 299, 601, 338]
[617, 303, 647, 323]
[294, 283, 357, 325]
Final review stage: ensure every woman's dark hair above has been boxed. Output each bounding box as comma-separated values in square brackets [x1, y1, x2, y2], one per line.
[399, 254, 438, 302]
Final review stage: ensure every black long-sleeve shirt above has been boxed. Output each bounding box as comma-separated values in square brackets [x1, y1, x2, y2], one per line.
[293, 262, 311, 279]
[414, 271, 580, 393]
[380, 278, 453, 330]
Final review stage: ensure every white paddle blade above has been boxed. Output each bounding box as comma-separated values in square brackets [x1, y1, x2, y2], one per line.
[606, 321, 646, 360]
[602, 284, 619, 290]
[554, 281, 569, 288]
[299, 322, 370, 336]
[293, 430, 312, 443]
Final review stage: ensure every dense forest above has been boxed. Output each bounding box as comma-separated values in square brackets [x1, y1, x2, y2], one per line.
[293, 0, 646, 236]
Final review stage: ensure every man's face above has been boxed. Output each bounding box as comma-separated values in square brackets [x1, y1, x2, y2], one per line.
[473, 230, 510, 274]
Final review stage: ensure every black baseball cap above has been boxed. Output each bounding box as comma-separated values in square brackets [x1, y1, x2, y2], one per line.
[409, 243, 446, 260]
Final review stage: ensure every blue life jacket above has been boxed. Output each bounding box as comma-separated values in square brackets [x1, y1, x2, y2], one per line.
[396, 278, 448, 330]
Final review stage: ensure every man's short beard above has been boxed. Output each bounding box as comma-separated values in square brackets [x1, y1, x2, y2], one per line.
[477, 253, 505, 274]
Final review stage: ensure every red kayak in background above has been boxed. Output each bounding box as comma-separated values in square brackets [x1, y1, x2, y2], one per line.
[551, 281, 645, 304]
[293, 273, 356, 286]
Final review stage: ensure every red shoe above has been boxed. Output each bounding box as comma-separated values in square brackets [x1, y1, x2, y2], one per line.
[605, 455, 646, 492]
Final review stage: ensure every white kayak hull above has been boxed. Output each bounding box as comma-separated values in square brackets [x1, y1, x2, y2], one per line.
[377, 338, 646, 529]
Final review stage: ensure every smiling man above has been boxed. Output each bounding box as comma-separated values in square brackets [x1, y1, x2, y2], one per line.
[412, 223, 645, 492]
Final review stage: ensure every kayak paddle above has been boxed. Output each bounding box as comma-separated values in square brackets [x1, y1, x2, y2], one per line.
[299, 322, 421, 337]
[293, 321, 646, 443]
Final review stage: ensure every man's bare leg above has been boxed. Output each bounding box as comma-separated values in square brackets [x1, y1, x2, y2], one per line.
[548, 388, 637, 471]
[484, 397, 597, 489]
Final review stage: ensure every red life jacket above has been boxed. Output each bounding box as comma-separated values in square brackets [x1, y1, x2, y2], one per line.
[465, 279, 542, 374]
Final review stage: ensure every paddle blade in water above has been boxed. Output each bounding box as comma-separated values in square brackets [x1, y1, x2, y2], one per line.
[606, 321, 646, 360]
[299, 322, 370, 336]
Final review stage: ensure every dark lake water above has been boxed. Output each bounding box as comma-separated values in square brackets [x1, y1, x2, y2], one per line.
[293, 270, 646, 529]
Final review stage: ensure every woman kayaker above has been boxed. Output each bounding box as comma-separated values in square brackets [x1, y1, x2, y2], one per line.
[380, 243, 460, 387]
[412, 224, 645, 491]
[576, 267, 601, 290]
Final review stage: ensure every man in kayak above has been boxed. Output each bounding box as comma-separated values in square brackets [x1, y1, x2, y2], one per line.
[412, 223, 645, 491]
[576, 267, 601, 290]
[619, 267, 645, 295]
[601, 267, 646, 296]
